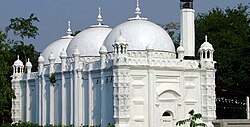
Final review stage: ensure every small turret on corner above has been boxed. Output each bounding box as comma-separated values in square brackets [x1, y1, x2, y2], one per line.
[12, 55, 24, 79]
[199, 35, 216, 69]
[113, 30, 128, 65]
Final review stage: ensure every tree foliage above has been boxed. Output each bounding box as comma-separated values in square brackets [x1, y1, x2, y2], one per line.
[176, 110, 207, 127]
[195, 4, 250, 90]
[162, 22, 180, 48]
[5, 13, 39, 40]
[195, 4, 250, 118]
[0, 14, 40, 125]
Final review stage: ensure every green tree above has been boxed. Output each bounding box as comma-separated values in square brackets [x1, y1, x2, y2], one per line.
[0, 14, 40, 125]
[176, 110, 207, 127]
[5, 13, 39, 40]
[162, 22, 180, 48]
[195, 4, 250, 118]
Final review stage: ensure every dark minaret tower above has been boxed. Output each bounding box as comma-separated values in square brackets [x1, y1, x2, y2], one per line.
[180, 0, 195, 57]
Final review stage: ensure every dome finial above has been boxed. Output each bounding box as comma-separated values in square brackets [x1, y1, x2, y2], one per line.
[97, 7, 103, 26]
[62, 21, 74, 39]
[67, 21, 72, 35]
[90, 7, 109, 28]
[128, 0, 147, 21]
[17, 55, 20, 60]
[135, 0, 141, 18]
[205, 35, 208, 42]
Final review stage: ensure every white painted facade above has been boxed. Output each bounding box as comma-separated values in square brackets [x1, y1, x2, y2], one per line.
[11, 1, 216, 127]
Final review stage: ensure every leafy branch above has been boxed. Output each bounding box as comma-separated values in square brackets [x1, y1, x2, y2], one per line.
[176, 110, 207, 127]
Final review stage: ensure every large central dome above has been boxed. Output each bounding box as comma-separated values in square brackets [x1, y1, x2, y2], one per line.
[104, 19, 175, 53]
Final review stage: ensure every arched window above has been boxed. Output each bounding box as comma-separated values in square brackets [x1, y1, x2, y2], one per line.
[203, 51, 206, 59]
[120, 45, 123, 54]
[207, 51, 210, 59]
[162, 111, 171, 116]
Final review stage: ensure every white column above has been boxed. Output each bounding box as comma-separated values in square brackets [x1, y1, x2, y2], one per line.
[181, 9, 195, 57]
[88, 64, 93, 125]
[73, 56, 79, 126]
[100, 70, 106, 126]
[61, 72, 66, 125]
[148, 69, 155, 127]
[70, 67, 74, 125]
[100, 50, 107, 126]
[60, 55, 67, 125]
[77, 65, 83, 126]
[49, 78, 54, 124]
[34, 76, 39, 124]
[38, 76, 42, 125]
[247, 96, 250, 119]
[26, 80, 31, 122]
[41, 75, 46, 125]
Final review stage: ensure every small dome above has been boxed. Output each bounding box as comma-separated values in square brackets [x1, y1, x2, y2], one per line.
[14, 55, 23, 67]
[99, 45, 107, 54]
[199, 35, 214, 51]
[73, 47, 80, 56]
[26, 58, 32, 67]
[200, 42, 213, 50]
[104, 20, 175, 52]
[177, 45, 185, 52]
[66, 27, 112, 57]
[60, 49, 67, 58]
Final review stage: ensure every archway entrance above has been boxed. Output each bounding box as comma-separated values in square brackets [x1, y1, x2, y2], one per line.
[160, 111, 173, 127]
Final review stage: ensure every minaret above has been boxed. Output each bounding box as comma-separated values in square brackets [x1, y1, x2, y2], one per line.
[180, 0, 195, 57]
[11, 55, 24, 122]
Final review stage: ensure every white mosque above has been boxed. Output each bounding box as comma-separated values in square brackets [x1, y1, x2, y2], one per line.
[11, 0, 216, 127]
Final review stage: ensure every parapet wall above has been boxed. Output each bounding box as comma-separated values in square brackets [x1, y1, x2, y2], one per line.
[213, 119, 250, 127]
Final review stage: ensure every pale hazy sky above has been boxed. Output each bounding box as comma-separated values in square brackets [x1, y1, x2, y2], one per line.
[0, 0, 249, 52]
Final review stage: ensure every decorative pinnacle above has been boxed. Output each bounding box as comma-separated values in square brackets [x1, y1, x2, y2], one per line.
[67, 21, 72, 35]
[135, 0, 141, 18]
[128, 0, 147, 21]
[97, 7, 103, 26]
[17, 55, 20, 60]
[28, 58, 30, 62]
[90, 7, 109, 28]
[205, 35, 208, 42]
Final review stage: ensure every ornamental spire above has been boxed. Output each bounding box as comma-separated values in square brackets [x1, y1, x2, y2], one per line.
[97, 7, 103, 26]
[128, 0, 147, 21]
[205, 35, 208, 42]
[62, 21, 74, 39]
[67, 21, 72, 35]
[135, 0, 141, 18]
[90, 6, 109, 28]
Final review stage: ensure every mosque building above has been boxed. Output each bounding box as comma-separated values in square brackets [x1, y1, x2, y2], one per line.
[11, 0, 216, 126]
